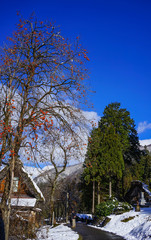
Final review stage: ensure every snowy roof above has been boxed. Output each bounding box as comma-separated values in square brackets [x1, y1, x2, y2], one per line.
[9, 197, 36, 207]
[127, 181, 151, 199]
[142, 183, 151, 197]
[131, 181, 151, 197]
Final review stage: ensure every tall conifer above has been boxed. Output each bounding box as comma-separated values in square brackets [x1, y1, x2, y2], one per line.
[99, 102, 140, 164]
[99, 102, 141, 197]
[99, 124, 124, 197]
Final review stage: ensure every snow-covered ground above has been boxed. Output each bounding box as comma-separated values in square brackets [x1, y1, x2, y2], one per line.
[99, 207, 151, 240]
[29, 209, 151, 240]
[35, 224, 79, 240]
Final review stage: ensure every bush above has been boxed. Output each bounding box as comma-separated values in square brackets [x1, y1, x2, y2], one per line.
[115, 201, 133, 214]
[96, 199, 132, 217]
[95, 200, 116, 217]
[121, 216, 135, 222]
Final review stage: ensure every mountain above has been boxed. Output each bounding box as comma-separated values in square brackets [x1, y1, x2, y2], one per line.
[139, 144, 151, 152]
[24, 139, 151, 183]
[139, 139, 151, 152]
[24, 165, 54, 179]
[34, 162, 84, 184]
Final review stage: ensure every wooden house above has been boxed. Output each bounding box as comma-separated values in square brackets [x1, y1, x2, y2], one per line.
[0, 159, 45, 237]
[125, 180, 151, 206]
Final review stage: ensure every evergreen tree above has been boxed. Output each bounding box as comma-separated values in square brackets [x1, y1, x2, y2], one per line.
[82, 102, 141, 207]
[99, 102, 141, 164]
[99, 102, 141, 198]
[83, 128, 102, 212]
[99, 124, 124, 198]
[83, 128, 102, 184]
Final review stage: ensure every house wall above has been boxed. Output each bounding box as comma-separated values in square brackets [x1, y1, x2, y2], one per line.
[0, 179, 5, 193]
[0, 177, 28, 195]
[9, 209, 36, 238]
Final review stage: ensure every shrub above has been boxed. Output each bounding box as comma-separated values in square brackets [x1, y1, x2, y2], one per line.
[96, 199, 132, 217]
[121, 216, 135, 222]
[115, 201, 133, 214]
[95, 200, 116, 217]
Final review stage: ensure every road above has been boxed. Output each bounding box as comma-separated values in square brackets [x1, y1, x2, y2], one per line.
[70, 222, 125, 240]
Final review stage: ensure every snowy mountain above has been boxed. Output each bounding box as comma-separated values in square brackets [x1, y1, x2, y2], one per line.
[139, 139, 151, 146]
[23, 139, 151, 182]
[34, 162, 83, 184]
[24, 165, 54, 179]
[139, 144, 151, 152]
[139, 139, 151, 152]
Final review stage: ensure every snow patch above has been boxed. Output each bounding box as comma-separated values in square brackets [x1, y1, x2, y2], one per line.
[36, 224, 79, 240]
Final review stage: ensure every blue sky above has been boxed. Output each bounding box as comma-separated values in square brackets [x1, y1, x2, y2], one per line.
[0, 0, 151, 140]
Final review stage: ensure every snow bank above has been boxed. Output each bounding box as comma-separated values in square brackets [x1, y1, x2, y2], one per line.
[101, 208, 151, 240]
[126, 221, 151, 240]
[36, 224, 79, 240]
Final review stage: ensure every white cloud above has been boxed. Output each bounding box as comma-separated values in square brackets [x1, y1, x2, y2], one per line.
[139, 139, 151, 146]
[137, 121, 151, 134]
[81, 110, 100, 128]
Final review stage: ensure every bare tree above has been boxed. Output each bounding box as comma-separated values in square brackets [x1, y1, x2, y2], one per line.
[0, 15, 90, 239]
[38, 127, 86, 225]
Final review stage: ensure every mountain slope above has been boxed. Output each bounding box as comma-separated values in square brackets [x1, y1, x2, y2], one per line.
[34, 162, 84, 184]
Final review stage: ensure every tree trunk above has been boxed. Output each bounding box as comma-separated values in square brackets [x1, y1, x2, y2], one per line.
[115, 177, 120, 199]
[50, 194, 55, 225]
[97, 181, 101, 205]
[6, 156, 15, 240]
[92, 181, 95, 214]
[66, 192, 69, 223]
[0, 173, 9, 240]
[50, 179, 57, 225]
[122, 171, 125, 198]
[2, 154, 15, 240]
[3, 209, 10, 240]
[109, 180, 112, 199]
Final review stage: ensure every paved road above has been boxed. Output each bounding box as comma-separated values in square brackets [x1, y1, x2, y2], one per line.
[70, 223, 125, 240]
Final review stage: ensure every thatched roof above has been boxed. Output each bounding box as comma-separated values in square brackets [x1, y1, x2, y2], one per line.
[0, 166, 9, 182]
[0, 159, 44, 202]
[125, 180, 151, 203]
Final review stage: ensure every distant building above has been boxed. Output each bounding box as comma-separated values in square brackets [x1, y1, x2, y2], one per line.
[125, 180, 151, 206]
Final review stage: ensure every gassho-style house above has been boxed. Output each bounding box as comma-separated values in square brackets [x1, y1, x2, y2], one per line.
[125, 180, 151, 206]
[0, 159, 45, 236]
